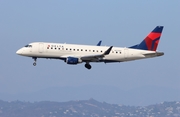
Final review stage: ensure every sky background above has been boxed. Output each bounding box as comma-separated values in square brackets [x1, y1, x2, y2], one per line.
[0, 0, 180, 106]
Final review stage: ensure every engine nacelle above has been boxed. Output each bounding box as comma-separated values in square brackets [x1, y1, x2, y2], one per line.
[66, 57, 82, 64]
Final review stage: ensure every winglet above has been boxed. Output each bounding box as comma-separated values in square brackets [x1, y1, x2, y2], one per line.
[104, 46, 113, 55]
[97, 40, 102, 46]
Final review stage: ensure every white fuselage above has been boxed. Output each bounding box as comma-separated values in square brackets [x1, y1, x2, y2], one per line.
[16, 42, 163, 63]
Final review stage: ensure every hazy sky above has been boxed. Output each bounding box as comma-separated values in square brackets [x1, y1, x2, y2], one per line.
[0, 1, 180, 105]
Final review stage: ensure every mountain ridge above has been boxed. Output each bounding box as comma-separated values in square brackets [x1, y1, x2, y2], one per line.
[0, 85, 179, 106]
[0, 99, 180, 117]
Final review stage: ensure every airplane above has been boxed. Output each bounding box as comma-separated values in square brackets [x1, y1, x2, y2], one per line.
[16, 26, 164, 69]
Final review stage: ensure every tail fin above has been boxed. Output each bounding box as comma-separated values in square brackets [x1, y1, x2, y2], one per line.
[130, 26, 164, 51]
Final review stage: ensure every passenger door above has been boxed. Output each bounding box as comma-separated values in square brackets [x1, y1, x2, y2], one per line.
[39, 43, 44, 53]
[124, 48, 128, 59]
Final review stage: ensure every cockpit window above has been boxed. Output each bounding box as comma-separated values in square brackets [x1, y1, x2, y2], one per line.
[24, 45, 32, 47]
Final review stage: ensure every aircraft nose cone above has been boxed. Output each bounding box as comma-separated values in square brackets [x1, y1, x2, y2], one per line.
[16, 49, 22, 55]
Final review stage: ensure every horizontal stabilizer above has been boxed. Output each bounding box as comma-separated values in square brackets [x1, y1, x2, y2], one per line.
[143, 52, 164, 57]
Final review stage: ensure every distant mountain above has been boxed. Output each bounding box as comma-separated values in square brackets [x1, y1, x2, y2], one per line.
[0, 85, 180, 106]
[0, 99, 180, 117]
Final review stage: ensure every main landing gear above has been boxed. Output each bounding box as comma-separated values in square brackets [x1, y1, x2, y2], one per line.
[85, 63, 92, 70]
[32, 57, 37, 66]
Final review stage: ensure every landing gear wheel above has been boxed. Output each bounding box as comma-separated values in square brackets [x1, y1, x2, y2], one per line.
[32, 57, 37, 66]
[33, 62, 36, 66]
[85, 63, 92, 69]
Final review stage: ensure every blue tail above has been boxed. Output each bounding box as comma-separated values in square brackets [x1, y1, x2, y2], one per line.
[129, 26, 164, 51]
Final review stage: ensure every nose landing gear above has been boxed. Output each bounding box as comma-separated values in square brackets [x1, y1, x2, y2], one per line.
[85, 63, 92, 70]
[33, 62, 36, 66]
[32, 57, 37, 66]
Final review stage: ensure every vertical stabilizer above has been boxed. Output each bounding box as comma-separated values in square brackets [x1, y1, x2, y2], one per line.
[131, 26, 163, 51]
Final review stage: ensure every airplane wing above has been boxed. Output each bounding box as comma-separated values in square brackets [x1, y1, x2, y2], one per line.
[81, 46, 113, 62]
[60, 46, 113, 62]
[97, 40, 102, 46]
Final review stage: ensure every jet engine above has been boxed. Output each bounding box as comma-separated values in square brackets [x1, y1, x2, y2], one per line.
[66, 57, 82, 64]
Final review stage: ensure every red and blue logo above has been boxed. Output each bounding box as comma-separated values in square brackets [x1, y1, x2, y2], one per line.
[137, 26, 163, 51]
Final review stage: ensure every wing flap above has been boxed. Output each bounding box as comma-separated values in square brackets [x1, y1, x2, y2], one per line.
[60, 46, 113, 62]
